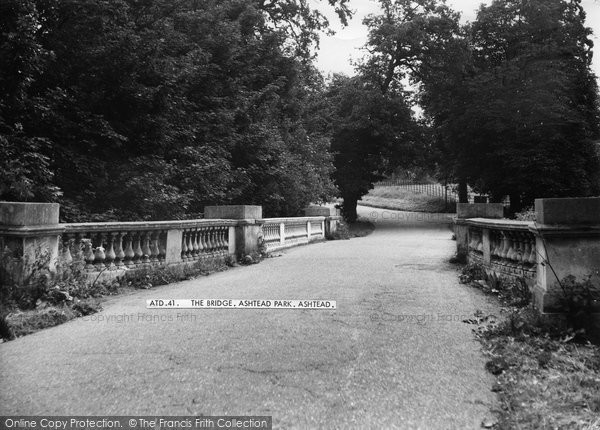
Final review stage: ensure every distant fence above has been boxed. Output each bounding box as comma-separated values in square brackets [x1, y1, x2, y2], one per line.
[374, 180, 510, 205]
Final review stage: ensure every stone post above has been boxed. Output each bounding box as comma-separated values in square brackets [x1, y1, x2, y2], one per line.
[204, 206, 262, 258]
[530, 197, 600, 314]
[454, 203, 504, 260]
[303, 206, 340, 239]
[0, 202, 64, 285]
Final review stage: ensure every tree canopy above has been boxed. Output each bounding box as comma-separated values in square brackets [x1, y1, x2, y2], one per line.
[0, 0, 349, 221]
[361, 0, 600, 212]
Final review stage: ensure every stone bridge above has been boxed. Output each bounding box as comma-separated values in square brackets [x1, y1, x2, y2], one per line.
[0, 199, 598, 428]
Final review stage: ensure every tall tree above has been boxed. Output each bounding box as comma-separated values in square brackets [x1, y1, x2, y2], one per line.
[362, 0, 600, 212]
[0, 0, 349, 220]
[327, 74, 420, 221]
[465, 0, 600, 211]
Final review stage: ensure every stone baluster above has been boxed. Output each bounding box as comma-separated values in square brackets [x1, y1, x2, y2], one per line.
[73, 233, 86, 263]
[133, 232, 144, 265]
[193, 229, 201, 260]
[505, 231, 515, 261]
[150, 231, 160, 263]
[187, 229, 195, 260]
[513, 232, 523, 266]
[513, 232, 522, 263]
[222, 226, 228, 253]
[94, 233, 106, 270]
[123, 233, 135, 268]
[213, 227, 219, 254]
[189, 229, 195, 259]
[215, 227, 223, 255]
[82, 238, 95, 271]
[521, 232, 531, 264]
[104, 232, 116, 269]
[199, 227, 207, 257]
[181, 230, 188, 261]
[195, 228, 202, 257]
[207, 227, 215, 254]
[158, 231, 166, 263]
[114, 232, 125, 268]
[141, 232, 152, 264]
[505, 232, 516, 262]
[218, 227, 225, 252]
[61, 234, 73, 265]
[527, 234, 537, 265]
[491, 231, 500, 258]
[499, 233, 509, 259]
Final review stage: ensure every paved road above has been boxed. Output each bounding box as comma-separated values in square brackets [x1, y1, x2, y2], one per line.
[0, 206, 498, 429]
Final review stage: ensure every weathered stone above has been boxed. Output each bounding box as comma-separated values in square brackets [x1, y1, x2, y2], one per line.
[456, 203, 504, 219]
[204, 205, 262, 220]
[535, 197, 600, 225]
[0, 202, 60, 226]
[304, 206, 336, 217]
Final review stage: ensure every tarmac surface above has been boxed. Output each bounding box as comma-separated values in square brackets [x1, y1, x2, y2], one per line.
[0, 206, 499, 429]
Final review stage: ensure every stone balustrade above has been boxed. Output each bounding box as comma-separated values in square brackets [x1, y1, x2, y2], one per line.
[59, 220, 237, 276]
[261, 217, 327, 252]
[465, 219, 537, 285]
[0, 203, 341, 287]
[455, 198, 600, 317]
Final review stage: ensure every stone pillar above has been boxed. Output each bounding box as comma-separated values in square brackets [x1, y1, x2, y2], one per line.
[204, 206, 262, 258]
[228, 226, 236, 255]
[454, 203, 504, 261]
[531, 197, 600, 314]
[0, 202, 63, 285]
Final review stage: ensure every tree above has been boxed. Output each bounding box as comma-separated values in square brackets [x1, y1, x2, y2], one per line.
[361, 0, 600, 213]
[327, 74, 420, 221]
[464, 0, 600, 211]
[1, 0, 349, 220]
[0, 0, 61, 202]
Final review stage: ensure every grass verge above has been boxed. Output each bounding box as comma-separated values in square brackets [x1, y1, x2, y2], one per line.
[1, 257, 233, 341]
[459, 264, 600, 429]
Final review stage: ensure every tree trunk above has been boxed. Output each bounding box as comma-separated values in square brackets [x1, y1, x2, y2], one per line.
[458, 179, 468, 203]
[509, 192, 522, 216]
[342, 195, 358, 223]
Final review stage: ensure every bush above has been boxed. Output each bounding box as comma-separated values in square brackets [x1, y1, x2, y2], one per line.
[514, 206, 536, 221]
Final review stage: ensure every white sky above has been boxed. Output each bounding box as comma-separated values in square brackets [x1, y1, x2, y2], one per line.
[314, 0, 600, 80]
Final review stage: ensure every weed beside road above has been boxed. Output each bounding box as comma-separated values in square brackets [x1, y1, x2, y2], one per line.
[459, 264, 600, 429]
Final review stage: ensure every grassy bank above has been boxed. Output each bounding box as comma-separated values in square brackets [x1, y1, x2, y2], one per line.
[360, 186, 456, 213]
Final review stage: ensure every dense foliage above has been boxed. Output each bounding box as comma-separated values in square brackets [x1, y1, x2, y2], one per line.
[361, 0, 600, 213]
[3, 0, 599, 222]
[0, 0, 350, 221]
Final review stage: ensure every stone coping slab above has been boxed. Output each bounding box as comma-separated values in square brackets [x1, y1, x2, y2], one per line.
[460, 218, 533, 231]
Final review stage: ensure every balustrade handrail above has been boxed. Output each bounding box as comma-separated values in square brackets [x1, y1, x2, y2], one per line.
[64, 219, 240, 233]
[461, 217, 534, 231]
[260, 216, 332, 224]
